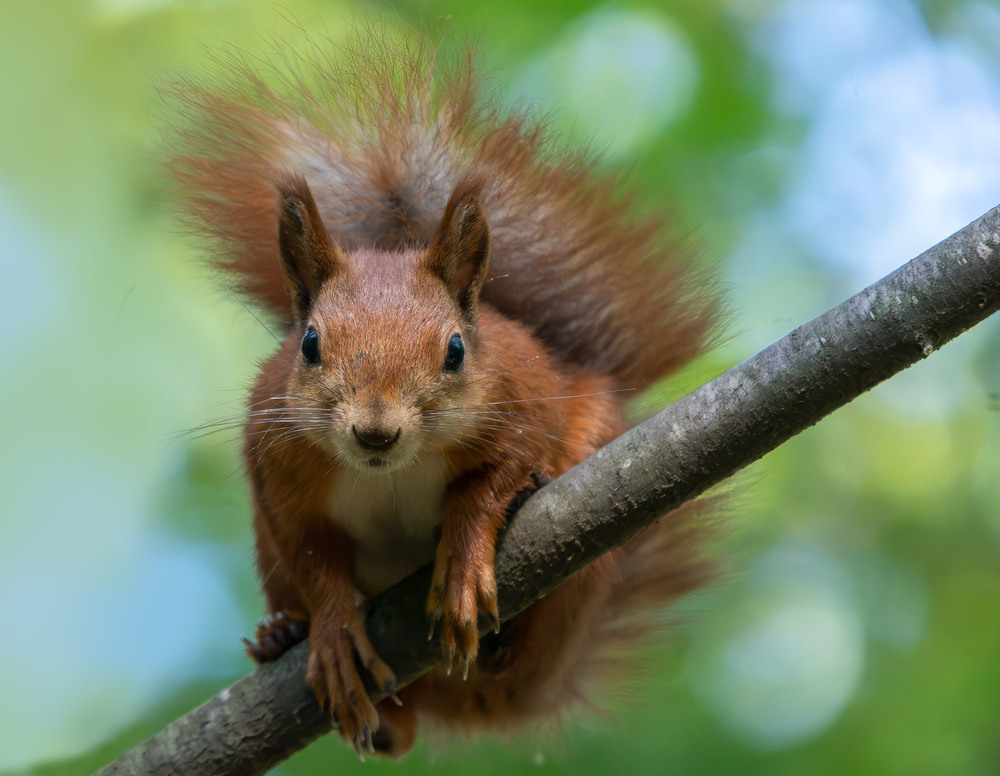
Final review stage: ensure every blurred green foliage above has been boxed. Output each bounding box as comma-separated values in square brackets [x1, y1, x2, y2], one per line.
[2, 0, 1000, 775]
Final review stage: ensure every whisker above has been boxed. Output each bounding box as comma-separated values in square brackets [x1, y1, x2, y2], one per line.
[424, 412, 598, 457]
[226, 287, 286, 349]
[345, 465, 364, 503]
[451, 387, 637, 409]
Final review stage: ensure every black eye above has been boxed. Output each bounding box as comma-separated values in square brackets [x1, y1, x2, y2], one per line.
[443, 333, 465, 373]
[301, 326, 320, 365]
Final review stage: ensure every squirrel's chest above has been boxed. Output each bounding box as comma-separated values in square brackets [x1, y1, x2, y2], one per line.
[327, 458, 448, 597]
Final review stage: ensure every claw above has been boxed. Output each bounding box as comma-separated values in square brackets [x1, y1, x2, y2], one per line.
[241, 635, 263, 662]
[384, 679, 403, 707]
[427, 603, 443, 641]
[442, 634, 457, 663]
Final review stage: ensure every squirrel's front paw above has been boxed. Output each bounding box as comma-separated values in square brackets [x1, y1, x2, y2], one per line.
[306, 613, 400, 758]
[427, 551, 500, 678]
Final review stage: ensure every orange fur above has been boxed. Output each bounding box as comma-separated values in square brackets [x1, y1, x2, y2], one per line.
[167, 29, 717, 758]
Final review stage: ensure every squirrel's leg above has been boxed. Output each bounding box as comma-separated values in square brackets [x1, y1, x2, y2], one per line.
[244, 509, 309, 662]
[258, 505, 398, 756]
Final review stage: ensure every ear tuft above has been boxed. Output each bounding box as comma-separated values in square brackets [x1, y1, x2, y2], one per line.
[427, 190, 491, 316]
[274, 172, 341, 321]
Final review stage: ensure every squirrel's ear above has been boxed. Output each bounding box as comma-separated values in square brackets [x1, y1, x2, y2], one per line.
[275, 173, 341, 321]
[427, 193, 491, 316]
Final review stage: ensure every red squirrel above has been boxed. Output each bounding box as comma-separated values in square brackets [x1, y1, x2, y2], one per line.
[168, 31, 717, 758]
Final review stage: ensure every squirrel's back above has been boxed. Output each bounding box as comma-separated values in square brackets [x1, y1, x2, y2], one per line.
[167, 30, 715, 390]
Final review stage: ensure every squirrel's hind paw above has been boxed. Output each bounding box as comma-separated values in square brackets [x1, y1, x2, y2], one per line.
[243, 611, 309, 663]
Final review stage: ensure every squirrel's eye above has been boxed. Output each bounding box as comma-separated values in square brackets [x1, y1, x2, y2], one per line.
[301, 326, 320, 365]
[443, 333, 465, 373]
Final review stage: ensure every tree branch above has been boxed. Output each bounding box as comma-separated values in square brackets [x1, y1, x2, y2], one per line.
[95, 204, 1000, 776]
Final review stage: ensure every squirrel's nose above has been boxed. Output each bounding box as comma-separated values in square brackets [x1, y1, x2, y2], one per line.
[352, 425, 401, 452]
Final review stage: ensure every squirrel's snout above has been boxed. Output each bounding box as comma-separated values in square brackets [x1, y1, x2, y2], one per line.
[352, 425, 401, 452]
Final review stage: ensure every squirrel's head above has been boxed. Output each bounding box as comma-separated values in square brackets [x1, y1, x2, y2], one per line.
[272, 172, 491, 473]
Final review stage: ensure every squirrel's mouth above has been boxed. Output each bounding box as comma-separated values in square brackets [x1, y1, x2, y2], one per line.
[336, 437, 413, 473]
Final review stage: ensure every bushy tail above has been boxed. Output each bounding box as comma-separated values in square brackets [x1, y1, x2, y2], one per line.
[165, 28, 717, 390]
[575, 500, 719, 693]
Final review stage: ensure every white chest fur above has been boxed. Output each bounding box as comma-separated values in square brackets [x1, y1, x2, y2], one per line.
[327, 457, 448, 596]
